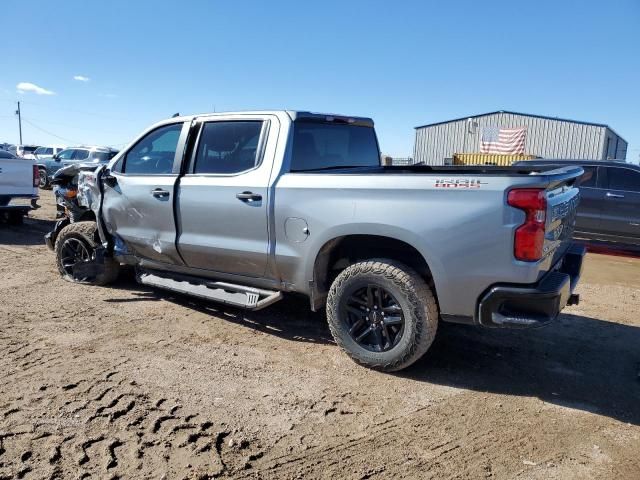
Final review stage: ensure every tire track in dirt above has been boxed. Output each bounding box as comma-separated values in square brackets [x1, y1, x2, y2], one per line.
[0, 363, 259, 479]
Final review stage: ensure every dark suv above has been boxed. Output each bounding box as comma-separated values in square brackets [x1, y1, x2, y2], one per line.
[515, 160, 640, 249]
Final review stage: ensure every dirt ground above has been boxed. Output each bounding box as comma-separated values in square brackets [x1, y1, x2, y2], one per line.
[1, 191, 639, 480]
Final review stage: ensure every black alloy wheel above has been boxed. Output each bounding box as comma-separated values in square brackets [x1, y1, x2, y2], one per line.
[340, 284, 406, 352]
[59, 237, 91, 278]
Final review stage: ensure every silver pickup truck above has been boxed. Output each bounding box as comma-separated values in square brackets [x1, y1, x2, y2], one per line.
[46, 111, 585, 371]
[0, 150, 39, 224]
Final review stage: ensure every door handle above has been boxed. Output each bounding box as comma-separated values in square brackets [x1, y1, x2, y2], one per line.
[606, 192, 625, 199]
[236, 191, 262, 202]
[151, 188, 170, 198]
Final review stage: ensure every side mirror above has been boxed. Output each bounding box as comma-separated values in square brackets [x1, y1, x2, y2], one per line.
[53, 154, 60, 161]
[103, 171, 118, 188]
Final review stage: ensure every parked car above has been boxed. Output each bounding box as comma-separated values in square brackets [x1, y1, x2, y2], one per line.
[514, 159, 640, 249]
[34, 145, 66, 161]
[0, 150, 39, 224]
[46, 111, 585, 372]
[15, 145, 40, 160]
[37, 146, 119, 189]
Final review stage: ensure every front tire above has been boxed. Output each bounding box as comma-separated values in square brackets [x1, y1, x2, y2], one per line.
[38, 167, 50, 189]
[326, 260, 438, 372]
[54, 221, 120, 285]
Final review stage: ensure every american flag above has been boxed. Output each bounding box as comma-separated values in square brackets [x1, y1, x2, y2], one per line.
[480, 126, 527, 154]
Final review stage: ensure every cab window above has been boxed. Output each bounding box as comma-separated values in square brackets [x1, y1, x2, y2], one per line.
[606, 167, 640, 192]
[122, 123, 182, 175]
[193, 121, 264, 174]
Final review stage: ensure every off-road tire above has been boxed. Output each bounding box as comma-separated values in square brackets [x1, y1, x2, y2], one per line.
[54, 221, 120, 285]
[326, 260, 438, 372]
[38, 167, 50, 189]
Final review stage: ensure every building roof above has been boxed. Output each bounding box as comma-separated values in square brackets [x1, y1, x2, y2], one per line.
[414, 110, 623, 139]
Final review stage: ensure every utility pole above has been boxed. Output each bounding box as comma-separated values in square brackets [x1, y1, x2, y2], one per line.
[15, 101, 23, 145]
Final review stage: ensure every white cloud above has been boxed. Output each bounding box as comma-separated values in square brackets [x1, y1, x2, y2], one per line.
[99, 93, 118, 98]
[16, 82, 55, 95]
[73, 75, 90, 82]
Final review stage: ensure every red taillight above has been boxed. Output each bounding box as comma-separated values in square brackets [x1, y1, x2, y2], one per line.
[507, 188, 547, 262]
[33, 165, 40, 188]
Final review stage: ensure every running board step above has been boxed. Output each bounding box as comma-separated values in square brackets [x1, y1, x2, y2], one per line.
[138, 272, 282, 310]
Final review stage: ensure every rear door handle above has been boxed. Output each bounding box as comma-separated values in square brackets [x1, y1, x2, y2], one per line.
[236, 191, 262, 202]
[606, 192, 625, 199]
[151, 188, 170, 198]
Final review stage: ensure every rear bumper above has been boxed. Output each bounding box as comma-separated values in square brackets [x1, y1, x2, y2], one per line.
[476, 244, 585, 328]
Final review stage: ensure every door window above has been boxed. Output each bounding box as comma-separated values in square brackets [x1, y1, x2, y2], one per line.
[193, 121, 264, 174]
[123, 123, 182, 174]
[73, 149, 90, 160]
[606, 167, 640, 192]
[57, 149, 75, 160]
[577, 166, 597, 188]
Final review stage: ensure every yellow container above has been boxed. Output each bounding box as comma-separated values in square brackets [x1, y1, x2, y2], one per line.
[453, 153, 537, 166]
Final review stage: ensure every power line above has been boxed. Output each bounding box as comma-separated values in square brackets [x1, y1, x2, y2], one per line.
[20, 118, 86, 145]
[21, 117, 130, 147]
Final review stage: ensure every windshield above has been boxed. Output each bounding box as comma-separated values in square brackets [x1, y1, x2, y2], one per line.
[290, 122, 380, 171]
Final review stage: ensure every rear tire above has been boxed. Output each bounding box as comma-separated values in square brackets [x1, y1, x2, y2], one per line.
[326, 259, 438, 372]
[54, 221, 120, 285]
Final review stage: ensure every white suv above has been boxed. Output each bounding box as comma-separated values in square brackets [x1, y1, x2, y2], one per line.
[34, 146, 66, 160]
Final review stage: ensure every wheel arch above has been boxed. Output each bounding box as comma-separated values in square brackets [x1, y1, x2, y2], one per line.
[309, 233, 440, 311]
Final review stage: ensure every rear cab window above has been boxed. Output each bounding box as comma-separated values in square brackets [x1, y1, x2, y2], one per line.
[290, 121, 380, 171]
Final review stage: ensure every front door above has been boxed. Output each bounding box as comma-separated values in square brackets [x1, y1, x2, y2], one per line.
[102, 122, 188, 264]
[599, 166, 640, 241]
[574, 165, 603, 234]
[177, 117, 276, 277]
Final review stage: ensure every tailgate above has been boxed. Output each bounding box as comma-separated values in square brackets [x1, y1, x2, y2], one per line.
[544, 175, 581, 265]
[0, 158, 36, 197]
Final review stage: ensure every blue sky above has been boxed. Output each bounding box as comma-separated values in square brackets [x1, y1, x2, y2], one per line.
[1, 0, 639, 161]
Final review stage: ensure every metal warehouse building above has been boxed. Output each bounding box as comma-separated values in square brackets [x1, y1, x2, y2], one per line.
[413, 110, 627, 166]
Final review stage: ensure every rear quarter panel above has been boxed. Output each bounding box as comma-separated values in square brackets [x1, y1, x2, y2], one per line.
[274, 172, 561, 317]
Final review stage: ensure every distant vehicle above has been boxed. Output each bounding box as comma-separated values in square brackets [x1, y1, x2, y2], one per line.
[0, 143, 14, 152]
[15, 145, 40, 160]
[34, 145, 66, 161]
[514, 159, 640, 249]
[37, 146, 119, 189]
[0, 150, 39, 224]
[46, 111, 585, 372]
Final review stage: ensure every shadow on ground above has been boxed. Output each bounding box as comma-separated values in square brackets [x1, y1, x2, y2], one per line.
[105, 273, 333, 345]
[0, 217, 55, 246]
[407, 314, 640, 426]
[106, 276, 640, 425]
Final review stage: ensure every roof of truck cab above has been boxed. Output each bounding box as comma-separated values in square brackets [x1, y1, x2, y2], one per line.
[169, 110, 375, 127]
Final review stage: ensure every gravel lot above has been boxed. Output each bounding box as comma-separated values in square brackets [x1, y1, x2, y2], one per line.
[1, 191, 639, 479]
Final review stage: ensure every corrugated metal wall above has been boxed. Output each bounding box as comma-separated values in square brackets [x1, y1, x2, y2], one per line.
[414, 112, 626, 165]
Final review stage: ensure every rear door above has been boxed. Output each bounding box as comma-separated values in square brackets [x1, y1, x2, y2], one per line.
[176, 115, 277, 277]
[102, 122, 188, 264]
[599, 166, 640, 240]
